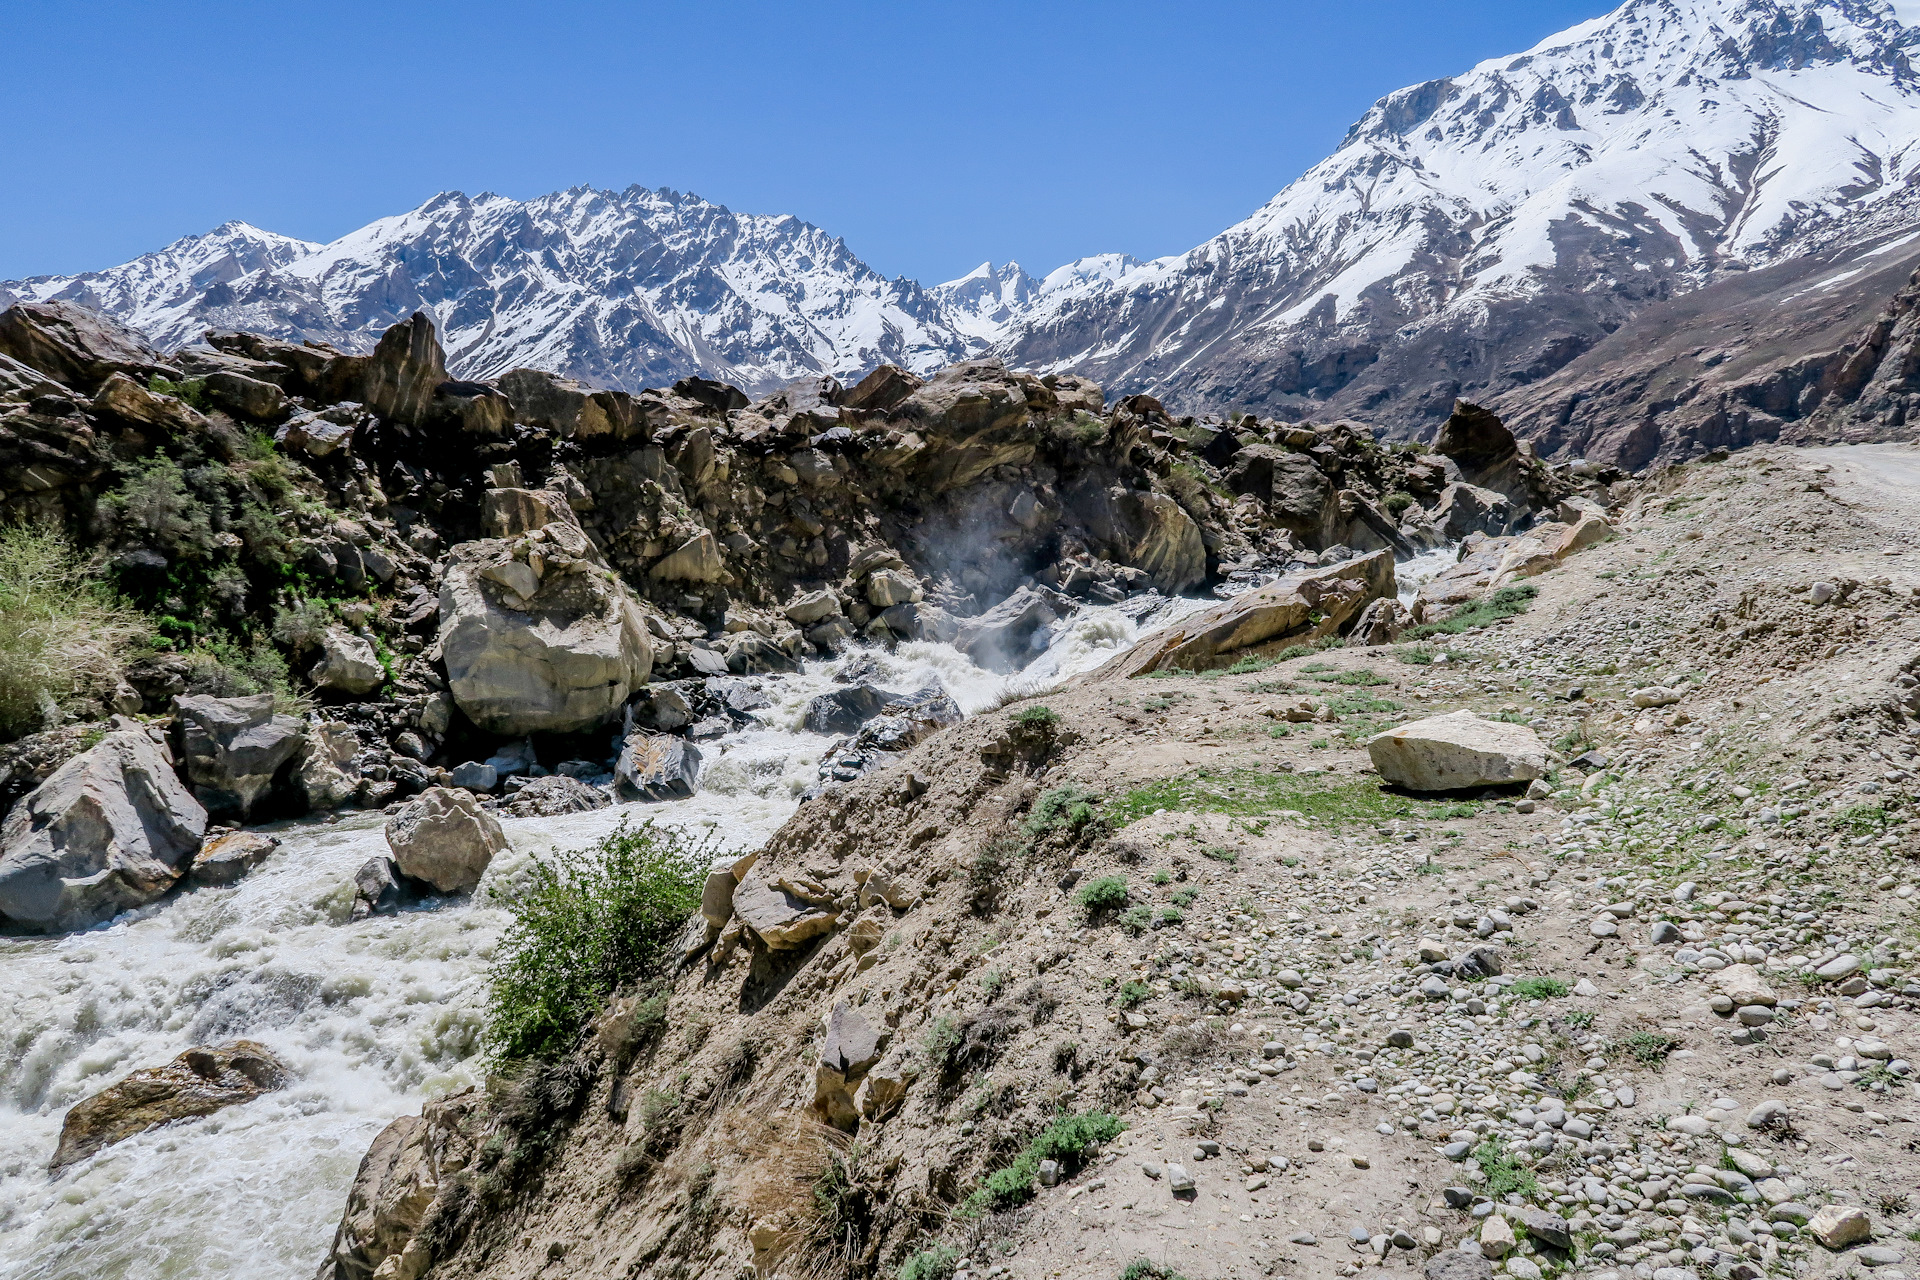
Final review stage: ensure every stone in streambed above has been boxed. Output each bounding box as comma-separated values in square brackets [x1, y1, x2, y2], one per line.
[51, 1039, 288, 1170]
[1366, 711, 1547, 792]
[383, 786, 507, 894]
[187, 830, 279, 888]
[614, 733, 702, 801]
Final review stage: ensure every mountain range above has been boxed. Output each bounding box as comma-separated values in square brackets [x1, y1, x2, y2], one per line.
[9, 0, 1920, 467]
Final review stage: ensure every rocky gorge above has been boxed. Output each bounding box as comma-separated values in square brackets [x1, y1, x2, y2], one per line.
[0, 290, 1913, 1280]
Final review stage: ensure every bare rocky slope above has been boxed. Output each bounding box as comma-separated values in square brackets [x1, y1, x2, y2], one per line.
[314, 444, 1920, 1280]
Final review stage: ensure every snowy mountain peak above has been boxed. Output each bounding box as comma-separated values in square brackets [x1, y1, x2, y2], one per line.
[930, 262, 1041, 342]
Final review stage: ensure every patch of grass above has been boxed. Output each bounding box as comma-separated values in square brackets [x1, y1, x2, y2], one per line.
[1119, 905, 1154, 935]
[1382, 491, 1415, 517]
[1561, 1010, 1595, 1030]
[1158, 907, 1184, 926]
[1120, 1262, 1189, 1280]
[1076, 875, 1130, 915]
[963, 1111, 1126, 1214]
[1171, 888, 1198, 907]
[1151, 869, 1173, 886]
[1200, 845, 1238, 865]
[1273, 636, 1342, 663]
[147, 373, 212, 411]
[0, 523, 146, 738]
[1396, 644, 1437, 665]
[923, 1016, 963, 1071]
[1306, 667, 1389, 686]
[485, 819, 711, 1063]
[1405, 584, 1538, 639]
[1118, 980, 1153, 1008]
[1836, 804, 1887, 836]
[1012, 705, 1060, 728]
[1111, 768, 1479, 828]
[1512, 977, 1570, 1000]
[1472, 1137, 1539, 1198]
[1327, 691, 1402, 717]
[1414, 860, 1445, 875]
[1221, 655, 1276, 675]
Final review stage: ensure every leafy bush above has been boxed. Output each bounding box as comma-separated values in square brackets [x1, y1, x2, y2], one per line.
[1273, 636, 1342, 662]
[1117, 980, 1153, 1008]
[1382, 491, 1415, 516]
[0, 524, 145, 738]
[486, 819, 710, 1063]
[1075, 875, 1129, 915]
[1119, 905, 1153, 935]
[148, 373, 212, 411]
[1621, 1030, 1678, 1066]
[1511, 977, 1570, 1000]
[271, 597, 334, 654]
[1012, 705, 1059, 728]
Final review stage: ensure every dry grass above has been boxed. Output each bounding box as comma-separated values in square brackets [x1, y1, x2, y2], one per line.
[0, 523, 145, 738]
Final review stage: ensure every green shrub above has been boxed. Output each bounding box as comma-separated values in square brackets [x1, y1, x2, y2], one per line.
[1272, 636, 1341, 662]
[963, 1111, 1126, 1214]
[1158, 907, 1184, 926]
[1405, 584, 1538, 638]
[1170, 888, 1198, 907]
[1222, 655, 1275, 675]
[486, 819, 710, 1063]
[899, 1244, 962, 1280]
[1200, 845, 1237, 865]
[1472, 1137, 1537, 1198]
[1511, 977, 1570, 1000]
[923, 1016, 963, 1070]
[1622, 1030, 1678, 1066]
[1025, 783, 1099, 837]
[1119, 905, 1154, 935]
[148, 373, 212, 411]
[271, 597, 334, 654]
[1117, 980, 1153, 1008]
[1075, 876, 1129, 915]
[1012, 705, 1060, 728]
[1150, 869, 1173, 885]
[1120, 1263, 1188, 1280]
[0, 524, 145, 738]
[1382, 491, 1415, 516]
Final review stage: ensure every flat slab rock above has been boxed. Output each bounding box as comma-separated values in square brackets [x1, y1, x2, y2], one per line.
[732, 873, 837, 948]
[52, 1039, 288, 1170]
[1367, 710, 1547, 792]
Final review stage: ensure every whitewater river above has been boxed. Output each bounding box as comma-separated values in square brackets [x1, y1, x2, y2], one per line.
[0, 590, 1225, 1280]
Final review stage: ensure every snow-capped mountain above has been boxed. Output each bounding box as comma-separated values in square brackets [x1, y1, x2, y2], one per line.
[988, 0, 1920, 430]
[1, 187, 978, 394]
[928, 261, 1042, 343]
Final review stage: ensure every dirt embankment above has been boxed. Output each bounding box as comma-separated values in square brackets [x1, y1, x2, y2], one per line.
[327, 444, 1920, 1280]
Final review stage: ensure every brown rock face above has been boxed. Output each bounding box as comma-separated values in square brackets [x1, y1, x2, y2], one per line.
[315, 1090, 485, 1280]
[359, 312, 448, 427]
[51, 1039, 288, 1170]
[0, 301, 170, 395]
[384, 786, 508, 893]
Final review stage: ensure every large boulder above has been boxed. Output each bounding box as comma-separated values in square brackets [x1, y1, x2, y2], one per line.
[50, 1040, 288, 1171]
[803, 684, 898, 735]
[1083, 489, 1206, 594]
[439, 521, 652, 735]
[308, 627, 386, 697]
[495, 367, 633, 439]
[1434, 401, 1556, 511]
[491, 775, 610, 819]
[314, 1090, 486, 1280]
[1102, 552, 1395, 676]
[733, 873, 837, 949]
[0, 728, 207, 932]
[186, 830, 279, 888]
[295, 720, 362, 812]
[383, 786, 508, 894]
[359, 312, 447, 427]
[0, 301, 169, 395]
[953, 585, 1067, 673]
[1225, 445, 1336, 539]
[91, 371, 209, 435]
[1367, 711, 1548, 792]
[175, 693, 306, 819]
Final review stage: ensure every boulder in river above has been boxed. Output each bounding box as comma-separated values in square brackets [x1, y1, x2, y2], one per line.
[439, 521, 652, 735]
[0, 727, 207, 932]
[315, 1089, 486, 1280]
[175, 692, 306, 819]
[803, 683, 897, 735]
[186, 830, 279, 887]
[1366, 711, 1548, 792]
[614, 733, 702, 801]
[490, 774, 610, 818]
[51, 1039, 288, 1171]
[383, 786, 508, 894]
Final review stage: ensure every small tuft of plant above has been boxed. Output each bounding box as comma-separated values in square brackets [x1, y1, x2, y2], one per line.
[1560, 1009, 1595, 1030]
[1472, 1137, 1538, 1198]
[962, 1111, 1126, 1215]
[1025, 783, 1100, 838]
[1382, 491, 1415, 516]
[899, 1244, 962, 1280]
[1150, 869, 1173, 885]
[1405, 583, 1538, 638]
[1170, 887, 1198, 907]
[1621, 1030, 1679, 1067]
[1120, 1262, 1189, 1280]
[1119, 905, 1154, 935]
[1012, 705, 1060, 728]
[967, 837, 1022, 914]
[1117, 980, 1153, 1008]
[1200, 845, 1238, 866]
[1511, 977, 1571, 1000]
[1075, 875, 1130, 916]
[1159, 907, 1184, 926]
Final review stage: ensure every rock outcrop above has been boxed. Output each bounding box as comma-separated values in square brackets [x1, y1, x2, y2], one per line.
[383, 786, 508, 894]
[0, 727, 207, 932]
[51, 1039, 287, 1171]
[314, 1090, 486, 1280]
[175, 692, 306, 819]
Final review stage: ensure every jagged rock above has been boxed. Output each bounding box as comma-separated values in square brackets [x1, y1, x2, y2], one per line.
[496, 367, 633, 439]
[1367, 711, 1548, 792]
[0, 301, 169, 394]
[814, 1002, 886, 1130]
[1347, 596, 1406, 647]
[855, 1044, 921, 1120]
[700, 849, 761, 928]
[865, 569, 922, 608]
[1807, 1204, 1871, 1249]
[614, 733, 702, 801]
[186, 830, 279, 888]
[490, 775, 610, 818]
[953, 585, 1065, 672]
[1434, 401, 1554, 510]
[174, 692, 306, 819]
[439, 524, 652, 735]
[1103, 552, 1395, 676]
[841, 365, 922, 412]
[725, 630, 801, 674]
[1225, 445, 1336, 538]
[1083, 487, 1207, 593]
[430, 379, 512, 436]
[203, 370, 287, 422]
[783, 589, 843, 626]
[628, 683, 694, 732]
[1715, 964, 1779, 1008]
[1425, 1250, 1494, 1280]
[0, 728, 207, 932]
[351, 856, 406, 920]
[51, 1040, 288, 1171]
[359, 312, 447, 427]
[91, 371, 208, 434]
[651, 531, 725, 582]
[482, 486, 578, 538]
[383, 786, 507, 894]
[733, 873, 837, 948]
[1428, 482, 1514, 540]
[276, 410, 355, 457]
[296, 720, 362, 812]
[803, 684, 898, 735]
[314, 1090, 485, 1280]
[309, 628, 386, 697]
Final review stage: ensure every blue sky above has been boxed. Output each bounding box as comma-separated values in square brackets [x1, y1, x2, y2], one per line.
[2, 0, 1614, 286]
